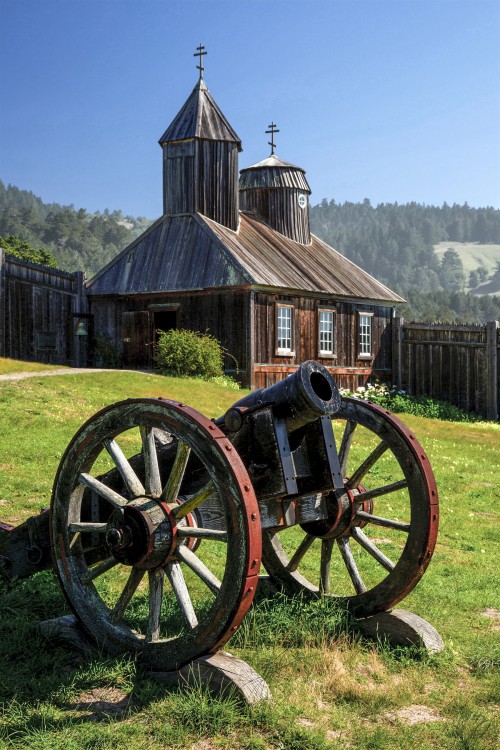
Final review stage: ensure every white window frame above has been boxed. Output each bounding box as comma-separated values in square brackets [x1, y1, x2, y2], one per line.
[318, 308, 336, 358]
[275, 303, 295, 356]
[358, 311, 373, 358]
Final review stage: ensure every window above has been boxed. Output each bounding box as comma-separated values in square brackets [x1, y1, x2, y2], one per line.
[318, 308, 335, 356]
[358, 312, 373, 357]
[276, 304, 294, 354]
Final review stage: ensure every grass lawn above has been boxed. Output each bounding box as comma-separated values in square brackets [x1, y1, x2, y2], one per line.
[0, 358, 71, 375]
[0, 369, 498, 749]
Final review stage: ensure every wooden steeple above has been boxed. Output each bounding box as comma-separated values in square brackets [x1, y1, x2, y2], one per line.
[158, 48, 242, 230]
[239, 127, 312, 244]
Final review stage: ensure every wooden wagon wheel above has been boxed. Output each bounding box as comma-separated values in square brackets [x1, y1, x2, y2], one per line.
[262, 398, 439, 617]
[50, 398, 261, 671]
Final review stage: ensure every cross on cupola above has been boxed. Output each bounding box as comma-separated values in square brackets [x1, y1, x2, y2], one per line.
[194, 43, 207, 79]
[265, 122, 280, 155]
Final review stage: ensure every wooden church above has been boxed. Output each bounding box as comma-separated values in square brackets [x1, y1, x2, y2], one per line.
[87, 50, 403, 389]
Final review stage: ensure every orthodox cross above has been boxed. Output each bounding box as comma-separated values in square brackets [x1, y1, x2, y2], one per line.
[266, 122, 279, 155]
[194, 44, 207, 79]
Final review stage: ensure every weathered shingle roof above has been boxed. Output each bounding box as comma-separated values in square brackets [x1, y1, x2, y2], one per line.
[201, 212, 404, 302]
[86, 215, 251, 295]
[158, 79, 242, 149]
[87, 211, 403, 304]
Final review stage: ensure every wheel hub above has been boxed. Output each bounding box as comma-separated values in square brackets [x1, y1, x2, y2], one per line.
[106, 497, 177, 569]
[300, 485, 373, 540]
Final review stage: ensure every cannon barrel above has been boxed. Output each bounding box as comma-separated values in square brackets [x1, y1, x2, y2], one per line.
[223, 360, 341, 433]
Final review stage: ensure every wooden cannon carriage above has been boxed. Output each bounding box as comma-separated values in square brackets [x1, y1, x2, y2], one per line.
[0, 361, 439, 673]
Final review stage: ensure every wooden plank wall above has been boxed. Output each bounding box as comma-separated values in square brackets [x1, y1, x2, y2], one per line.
[89, 288, 250, 380]
[0, 251, 87, 365]
[394, 318, 500, 419]
[252, 291, 393, 390]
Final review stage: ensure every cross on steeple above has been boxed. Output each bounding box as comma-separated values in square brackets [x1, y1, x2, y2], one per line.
[194, 43, 207, 79]
[265, 122, 280, 155]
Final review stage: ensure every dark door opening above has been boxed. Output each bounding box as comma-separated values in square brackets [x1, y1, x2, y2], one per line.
[154, 310, 177, 334]
[153, 310, 178, 355]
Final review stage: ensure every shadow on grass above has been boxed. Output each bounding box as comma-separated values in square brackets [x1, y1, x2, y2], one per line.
[0, 571, 438, 747]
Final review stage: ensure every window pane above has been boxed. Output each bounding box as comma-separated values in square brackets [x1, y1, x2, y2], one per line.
[359, 314, 372, 355]
[319, 310, 334, 354]
[277, 306, 292, 351]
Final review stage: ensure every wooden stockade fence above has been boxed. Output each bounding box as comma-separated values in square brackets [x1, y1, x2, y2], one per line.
[0, 249, 88, 367]
[392, 317, 500, 420]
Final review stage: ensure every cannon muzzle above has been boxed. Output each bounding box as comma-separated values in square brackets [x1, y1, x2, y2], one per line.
[224, 360, 341, 433]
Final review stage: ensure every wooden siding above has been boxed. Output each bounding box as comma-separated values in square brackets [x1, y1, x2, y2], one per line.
[90, 288, 251, 383]
[164, 140, 239, 230]
[240, 188, 311, 244]
[394, 318, 500, 419]
[0, 250, 87, 365]
[251, 290, 393, 390]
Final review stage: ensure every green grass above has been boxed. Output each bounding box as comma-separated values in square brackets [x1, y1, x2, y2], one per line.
[434, 241, 500, 276]
[0, 358, 70, 375]
[0, 370, 498, 749]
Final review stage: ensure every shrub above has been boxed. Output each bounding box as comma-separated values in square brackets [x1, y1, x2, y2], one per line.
[155, 328, 227, 380]
[340, 383, 482, 422]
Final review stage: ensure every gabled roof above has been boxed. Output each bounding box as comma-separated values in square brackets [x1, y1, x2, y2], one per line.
[86, 214, 251, 296]
[201, 212, 404, 302]
[87, 210, 403, 304]
[158, 79, 242, 149]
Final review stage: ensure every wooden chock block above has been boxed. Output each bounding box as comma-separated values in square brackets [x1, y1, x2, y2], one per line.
[355, 609, 444, 654]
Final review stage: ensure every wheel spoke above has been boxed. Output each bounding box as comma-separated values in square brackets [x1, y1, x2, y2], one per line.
[176, 527, 228, 542]
[355, 510, 410, 532]
[346, 441, 389, 489]
[320, 538, 334, 593]
[82, 556, 118, 584]
[68, 522, 107, 533]
[161, 440, 191, 504]
[110, 567, 146, 623]
[103, 438, 145, 498]
[140, 426, 162, 497]
[78, 474, 127, 508]
[166, 561, 199, 629]
[286, 533, 315, 572]
[355, 479, 408, 502]
[172, 481, 216, 520]
[176, 545, 221, 595]
[339, 419, 357, 477]
[351, 527, 395, 572]
[337, 537, 367, 594]
[146, 568, 164, 642]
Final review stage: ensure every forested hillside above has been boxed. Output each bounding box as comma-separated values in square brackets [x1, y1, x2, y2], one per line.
[1, 179, 500, 323]
[310, 199, 500, 322]
[0, 180, 151, 274]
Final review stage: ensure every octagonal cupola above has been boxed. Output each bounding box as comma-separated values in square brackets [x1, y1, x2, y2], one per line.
[239, 124, 311, 244]
[159, 46, 242, 230]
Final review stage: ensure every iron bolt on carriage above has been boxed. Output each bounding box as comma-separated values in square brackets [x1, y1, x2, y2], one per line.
[0, 361, 438, 671]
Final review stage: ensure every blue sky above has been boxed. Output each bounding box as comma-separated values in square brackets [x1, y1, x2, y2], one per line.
[1, 0, 499, 217]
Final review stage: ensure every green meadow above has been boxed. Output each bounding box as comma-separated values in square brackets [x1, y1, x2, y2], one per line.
[0, 364, 498, 749]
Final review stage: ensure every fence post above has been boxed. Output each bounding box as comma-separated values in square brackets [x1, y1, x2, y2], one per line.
[486, 320, 499, 421]
[392, 315, 403, 389]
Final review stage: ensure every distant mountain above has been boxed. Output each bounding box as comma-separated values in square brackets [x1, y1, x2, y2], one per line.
[1, 180, 499, 323]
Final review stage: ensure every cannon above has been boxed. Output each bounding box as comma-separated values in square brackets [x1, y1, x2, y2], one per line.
[0, 361, 438, 671]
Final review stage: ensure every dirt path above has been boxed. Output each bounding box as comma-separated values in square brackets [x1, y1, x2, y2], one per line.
[0, 368, 153, 381]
